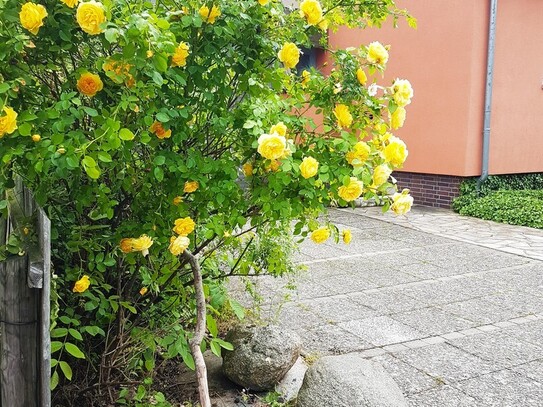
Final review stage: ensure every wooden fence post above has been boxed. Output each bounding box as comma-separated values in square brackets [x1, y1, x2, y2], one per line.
[0, 181, 51, 407]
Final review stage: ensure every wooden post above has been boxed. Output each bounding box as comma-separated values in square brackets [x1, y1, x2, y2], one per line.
[0, 255, 39, 407]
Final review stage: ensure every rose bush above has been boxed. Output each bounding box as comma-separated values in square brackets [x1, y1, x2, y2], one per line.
[0, 0, 415, 404]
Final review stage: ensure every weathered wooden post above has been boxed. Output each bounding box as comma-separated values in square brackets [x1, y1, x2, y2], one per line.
[0, 180, 51, 407]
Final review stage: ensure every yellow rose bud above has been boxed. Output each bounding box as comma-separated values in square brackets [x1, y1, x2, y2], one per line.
[73, 275, 90, 293]
[119, 238, 134, 253]
[372, 164, 392, 187]
[173, 217, 195, 235]
[338, 177, 364, 202]
[173, 196, 183, 205]
[77, 72, 103, 97]
[257, 133, 287, 160]
[346, 141, 370, 167]
[146, 50, 154, 58]
[269, 122, 287, 137]
[342, 229, 352, 244]
[149, 121, 172, 139]
[171, 42, 190, 67]
[392, 78, 413, 107]
[31, 134, 41, 142]
[383, 136, 408, 167]
[0, 107, 18, 138]
[76, 0, 106, 35]
[367, 41, 389, 66]
[310, 227, 330, 244]
[334, 104, 353, 129]
[299, 156, 319, 179]
[139, 287, 148, 296]
[301, 70, 310, 88]
[242, 163, 253, 177]
[278, 42, 300, 69]
[169, 235, 190, 256]
[57, 147, 66, 154]
[20, 3, 48, 35]
[390, 106, 406, 130]
[391, 189, 414, 215]
[199, 5, 221, 24]
[184, 181, 199, 193]
[356, 68, 367, 85]
[299, 0, 323, 26]
[61, 0, 79, 8]
[258, 0, 269, 5]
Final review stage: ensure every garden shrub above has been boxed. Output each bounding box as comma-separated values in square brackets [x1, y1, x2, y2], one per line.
[0, 0, 415, 404]
[457, 190, 543, 229]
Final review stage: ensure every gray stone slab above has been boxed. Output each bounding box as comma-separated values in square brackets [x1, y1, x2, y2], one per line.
[503, 319, 543, 348]
[300, 323, 374, 355]
[452, 369, 543, 406]
[298, 241, 352, 260]
[304, 295, 378, 323]
[512, 359, 543, 384]
[272, 302, 325, 331]
[489, 290, 543, 316]
[448, 330, 543, 370]
[315, 273, 380, 295]
[338, 316, 423, 347]
[371, 354, 439, 395]
[439, 295, 522, 325]
[390, 307, 478, 336]
[350, 290, 428, 314]
[406, 385, 479, 407]
[395, 343, 495, 383]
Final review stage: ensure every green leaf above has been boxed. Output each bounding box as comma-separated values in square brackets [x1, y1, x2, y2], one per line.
[154, 167, 164, 182]
[119, 128, 135, 141]
[82, 156, 97, 168]
[82, 106, 98, 117]
[51, 370, 59, 391]
[153, 54, 169, 73]
[228, 298, 245, 320]
[156, 112, 169, 123]
[18, 123, 31, 136]
[69, 328, 83, 341]
[210, 340, 221, 357]
[97, 151, 112, 162]
[50, 341, 63, 353]
[51, 328, 68, 338]
[65, 342, 85, 359]
[0, 83, 10, 93]
[206, 314, 218, 337]
[153, 155, 166, 166]
[215, 338, 234, 351]
[59, 361, 73, 381]
[85, 165, 101, 180]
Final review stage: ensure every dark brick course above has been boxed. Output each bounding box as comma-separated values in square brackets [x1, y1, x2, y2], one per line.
[393, 172, 464, 208]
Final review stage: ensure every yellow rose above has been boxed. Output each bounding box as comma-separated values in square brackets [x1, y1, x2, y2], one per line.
[184, 181, 199, 193]
[367, 41, 389, 65]
[338, 177, 363, 202]
[139, 287, 148, 295]
[76, 0, 106, 35]
[131, 235, 153, 256]
[173, 217, 195, 235]
[169, 235, 190, 256]
[392, 78, 413, 107]
[77, 72, 103, 97]
[257, 133, 286, 160]
[20, 3, 48, 35]
[278, 42, 300, 69]
[301, 70, 310, 88]
[390, 106, 406, 130]
[334, 104, 353, 129]
[346, 141, 370, 167]
[0, 107, 18, 138]
[310, 227, 330, 244]
[173, 196, 183, 205]
[356, 68, 367, 85]
[242, 163, 253, 177]
[391, 189, 414, 215]
[258, 0, 269, 5]
[300, 156, 319, 179]
[199, 5, 221, 24]
[149, 121, 172, 139]
[172, 42, 190, 67]
[372, 164, 392, 187]
[299, 0, 322, 26]
[119, 238, 134, 253]
[61, 0, 79, 8]
[269, 122, 287, 137]
[383, 136, 408, 167]
[73, 275, 90, 293]
[342, 229, 352, 244]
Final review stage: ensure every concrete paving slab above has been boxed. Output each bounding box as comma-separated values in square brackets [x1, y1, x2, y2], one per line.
[299, 323, 374, 355]
[406, 385, 479, 407]
[390, 307, 478, 336]
[511, 359, 543, 384]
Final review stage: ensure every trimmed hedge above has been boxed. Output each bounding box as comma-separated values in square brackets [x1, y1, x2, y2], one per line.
[457, 190, 543, 229]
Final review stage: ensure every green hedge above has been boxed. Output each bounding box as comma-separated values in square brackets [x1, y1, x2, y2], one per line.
[456, 190, 543, 229]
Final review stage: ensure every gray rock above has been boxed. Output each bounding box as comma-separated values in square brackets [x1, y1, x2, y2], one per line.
[296, 354, 408, 407]
[222, 325, 301, 391]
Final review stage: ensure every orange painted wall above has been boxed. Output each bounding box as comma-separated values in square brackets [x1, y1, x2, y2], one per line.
[488, 0, 543, 174]
[326, 0, 543, 176]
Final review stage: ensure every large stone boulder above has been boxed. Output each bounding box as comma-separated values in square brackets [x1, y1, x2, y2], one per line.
[222, 325, 301, 391]
[296, 354, 408, 407]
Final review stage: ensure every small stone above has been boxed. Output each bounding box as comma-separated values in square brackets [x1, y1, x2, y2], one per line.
[222, 325, 301, 391]
[297, 354, 408, 407]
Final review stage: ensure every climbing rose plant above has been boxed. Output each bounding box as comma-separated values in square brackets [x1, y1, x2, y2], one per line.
[0, 0, 415, 404]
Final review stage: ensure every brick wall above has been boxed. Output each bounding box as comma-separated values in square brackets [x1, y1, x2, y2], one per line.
[393, 172, 465, 208]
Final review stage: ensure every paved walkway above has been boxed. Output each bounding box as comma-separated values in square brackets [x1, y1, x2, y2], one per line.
[240, 207, 543, 406]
